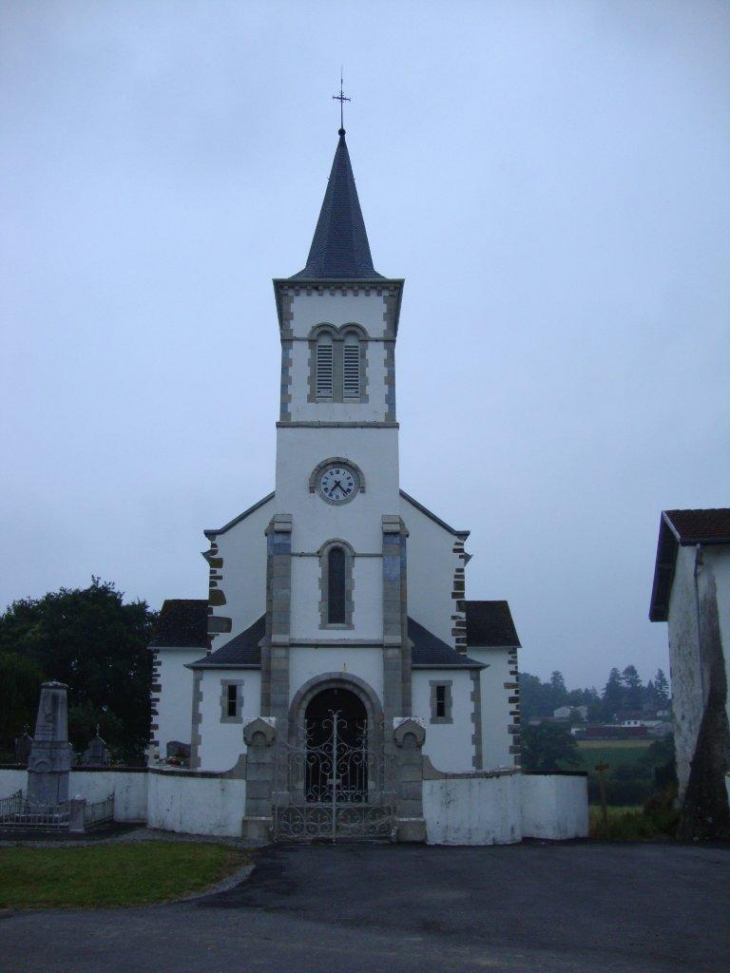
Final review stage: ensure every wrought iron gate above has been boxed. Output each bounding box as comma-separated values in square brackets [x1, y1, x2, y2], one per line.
[273, 711, 394, 841]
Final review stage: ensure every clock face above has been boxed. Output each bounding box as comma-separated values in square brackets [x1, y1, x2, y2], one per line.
[319, 465, 358, 503]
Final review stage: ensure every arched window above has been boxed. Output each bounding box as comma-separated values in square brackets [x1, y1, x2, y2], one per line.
[319, 539, 355, 629]
[309, 325, 367, 404]
[327, 547, 346, 624]
[343, 332, 361, 398]
[316, 333, 334, 398]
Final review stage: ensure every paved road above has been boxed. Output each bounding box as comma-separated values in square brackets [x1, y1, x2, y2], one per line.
[1, 841, 728, 973]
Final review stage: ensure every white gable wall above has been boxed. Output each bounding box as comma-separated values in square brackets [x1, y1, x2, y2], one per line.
[154, 648, 200, 756]
[207, 495, 274, 642]
[468, 647, 515, 769]
[400, 495, 462, 647]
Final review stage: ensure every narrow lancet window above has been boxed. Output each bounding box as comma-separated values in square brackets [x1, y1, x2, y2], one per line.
[327, 547, 346, 624]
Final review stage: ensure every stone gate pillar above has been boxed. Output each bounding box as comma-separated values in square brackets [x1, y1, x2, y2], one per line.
[242, 717, 277, 841]
[393, 717, 426, 842]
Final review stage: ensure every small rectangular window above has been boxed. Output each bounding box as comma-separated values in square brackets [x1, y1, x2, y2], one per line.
[226, 684, 238, 718]
[316, 344, 334, 396]
[343, 344, 360, 397]
[430, 681, 453, 724]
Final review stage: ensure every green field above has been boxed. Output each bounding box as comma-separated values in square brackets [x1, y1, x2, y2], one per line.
[575, 740, 653, 774]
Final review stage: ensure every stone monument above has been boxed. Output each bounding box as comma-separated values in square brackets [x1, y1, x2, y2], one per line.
[26, 681, 72, 805]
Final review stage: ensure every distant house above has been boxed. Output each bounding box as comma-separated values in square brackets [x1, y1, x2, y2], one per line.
[649, 508, 730, 837]
[553, 705, 587, 721]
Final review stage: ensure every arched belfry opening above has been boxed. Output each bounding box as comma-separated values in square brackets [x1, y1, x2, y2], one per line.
[304, 687, 367, 803]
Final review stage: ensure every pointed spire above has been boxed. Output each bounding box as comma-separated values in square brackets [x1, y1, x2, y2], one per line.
[291, 130, 383, 280]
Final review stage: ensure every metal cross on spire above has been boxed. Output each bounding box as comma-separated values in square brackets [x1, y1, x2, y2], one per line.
[332, 71, 351, 134]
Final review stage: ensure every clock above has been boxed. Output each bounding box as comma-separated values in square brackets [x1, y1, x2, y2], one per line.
[319, 463, 360, 504]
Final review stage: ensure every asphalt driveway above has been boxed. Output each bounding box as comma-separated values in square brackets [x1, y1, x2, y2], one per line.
[1, 840, 728, 973]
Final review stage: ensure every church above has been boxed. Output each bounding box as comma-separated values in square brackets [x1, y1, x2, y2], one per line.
[150, 122, 526, 841]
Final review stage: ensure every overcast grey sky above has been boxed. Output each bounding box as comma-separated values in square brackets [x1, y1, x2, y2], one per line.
[2, 0, 728, 690]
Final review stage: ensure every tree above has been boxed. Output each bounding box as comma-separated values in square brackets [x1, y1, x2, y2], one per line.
[517, 673, 553, 723]
[622, 665, 644, 711]
[0, 653, 44, 755]
[0, 579, 157, 761]
[548, 670, 568, 709]
[654, 669, 670, 708]
[601, 667, 624, 721]
[521, 723, 580, 772]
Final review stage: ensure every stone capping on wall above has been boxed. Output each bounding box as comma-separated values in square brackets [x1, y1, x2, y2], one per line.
[422, 755, 522, 781]
[0, 764, 150, 773]
[148, 753, 248, 780]
[521, 770, 588, 777]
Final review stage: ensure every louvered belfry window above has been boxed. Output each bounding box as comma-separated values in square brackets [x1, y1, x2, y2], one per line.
[343, 336, 360, 398]
[316, 338, 334, 397]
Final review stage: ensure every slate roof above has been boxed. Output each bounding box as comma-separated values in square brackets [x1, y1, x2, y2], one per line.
[182, 613, 482, 670]
[291, 130, 383, 280]
[189, 615, 265, 668]
[650, 508, 730, 622]
[150, 599, 208, 648]
[408, 617, 484, 669]
[465, 601, 521, 648]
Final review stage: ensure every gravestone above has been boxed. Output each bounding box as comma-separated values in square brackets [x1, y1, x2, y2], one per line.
[81, 727, 110, 767]
[14, 729, 34, 767]
[26, 681, 72, 805]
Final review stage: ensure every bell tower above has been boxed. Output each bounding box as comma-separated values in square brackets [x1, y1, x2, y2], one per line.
[262, 125, 410, 749]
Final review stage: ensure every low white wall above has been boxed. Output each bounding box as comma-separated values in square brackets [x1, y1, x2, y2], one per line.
[521, 773, 589, 839]
[0, 768, 148, 823]
[0, 768, 27, 798]
[70, 770, 148, 822]
[147, 769, 246, 837]
[423, 772, 522, 845]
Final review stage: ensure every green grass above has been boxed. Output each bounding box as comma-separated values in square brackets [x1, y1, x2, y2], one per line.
[589, 804, 679, 840]
[0, 842, 250, 909]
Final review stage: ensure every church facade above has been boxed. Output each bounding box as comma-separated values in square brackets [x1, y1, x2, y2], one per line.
[150, 127, 524, 841]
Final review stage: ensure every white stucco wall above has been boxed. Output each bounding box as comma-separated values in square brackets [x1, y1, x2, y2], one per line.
[147, 769, 246, 837]
[290, 553, 383, 640]
[412, 670, 475, 772]
[207, 494, 274, 643]
[284, 289, 393, 424]
[520, 773, 589, 839]
[70, 770, 148, 822]
[667, 544, 730, 798]
[155, 647, 200, 755]
[0, 768, 148, 823]
[0, 768, 27, 798]
[468, 647, 515, 769]
[289, 647, 384, 705]
[400, 494, 463, 648]
[196, 670, 261, 772]
[423, 772, 522, 845]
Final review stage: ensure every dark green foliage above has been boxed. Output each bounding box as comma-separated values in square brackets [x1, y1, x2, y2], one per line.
[0, 579, 157, 761]
[601, 667, 624, 720]
[520, 664, 668, 725]
[0, 653, 44, 756]
[521, 722, 580, 771]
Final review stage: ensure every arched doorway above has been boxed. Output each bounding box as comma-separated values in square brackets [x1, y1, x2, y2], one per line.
[304, 687, 368, 803]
